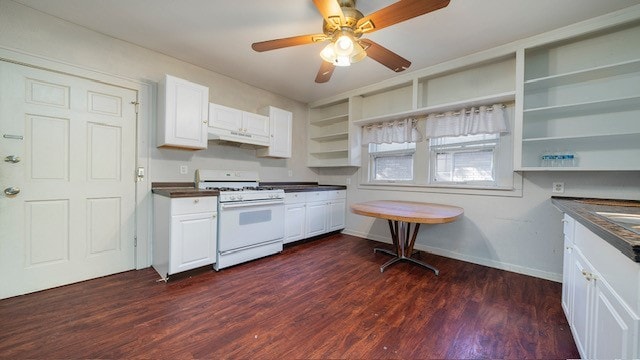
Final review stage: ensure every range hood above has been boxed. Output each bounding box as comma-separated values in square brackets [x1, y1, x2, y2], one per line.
[207, 128, 269, 147]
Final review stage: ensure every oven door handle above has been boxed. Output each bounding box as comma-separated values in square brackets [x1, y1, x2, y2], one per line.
[220, 200, 284, 209]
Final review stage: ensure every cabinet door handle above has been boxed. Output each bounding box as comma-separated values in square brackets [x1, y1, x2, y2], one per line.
[212, 214, 217, 219]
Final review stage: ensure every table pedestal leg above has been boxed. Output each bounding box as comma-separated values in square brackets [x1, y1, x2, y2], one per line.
[373, 220, 439, 275]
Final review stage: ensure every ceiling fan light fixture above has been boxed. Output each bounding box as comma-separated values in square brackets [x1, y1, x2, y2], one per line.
[319, 32, 366, 67]
[334, 34, 354, 55]
[350, 40, 367, 63]
[320, 43, 351, 67]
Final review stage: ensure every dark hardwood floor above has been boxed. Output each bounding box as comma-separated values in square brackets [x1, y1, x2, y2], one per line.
[0, 234, 579, 359]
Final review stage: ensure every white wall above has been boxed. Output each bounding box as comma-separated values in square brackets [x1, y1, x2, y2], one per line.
[0, 0, 316, 183]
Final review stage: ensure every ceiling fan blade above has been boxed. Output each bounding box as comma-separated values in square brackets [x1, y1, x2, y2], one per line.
[252, 34, 328, 52]
[360, 39, 411, 72]
[356, 0, 450, 34]
[315, 61, 335, 83]
[313, 0, 345, 31]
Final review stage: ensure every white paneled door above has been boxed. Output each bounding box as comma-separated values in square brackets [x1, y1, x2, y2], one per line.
[0, 61, 137, 299]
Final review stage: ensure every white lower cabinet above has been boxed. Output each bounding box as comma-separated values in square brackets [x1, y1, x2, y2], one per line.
[327, 192, 346, 231]
[306, 196, 329, 238]
[562, 214, 639, 359]
[284, 190, 346, 243]
[284, 193, 307, 243]
[153, 195, 217, 280]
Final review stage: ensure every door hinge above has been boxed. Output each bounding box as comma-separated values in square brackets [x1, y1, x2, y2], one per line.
[134, 236, 138, 247]
[130, 100, 140, 114]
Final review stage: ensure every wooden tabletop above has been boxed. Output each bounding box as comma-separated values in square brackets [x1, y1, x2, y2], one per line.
[351, 200, 464, 224]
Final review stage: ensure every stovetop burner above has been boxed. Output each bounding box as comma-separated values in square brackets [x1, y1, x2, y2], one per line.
[205, 186, 277, 192]
[196, 169, 284, 202]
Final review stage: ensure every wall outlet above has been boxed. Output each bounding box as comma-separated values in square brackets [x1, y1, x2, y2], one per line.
[287, 169, 293, 177]
[552, 182, 565, 193]
[179, 165, 188, 175]
[346, 178, 351, 185]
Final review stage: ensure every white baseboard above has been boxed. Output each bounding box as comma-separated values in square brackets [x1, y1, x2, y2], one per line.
[341, 229, 562, 283]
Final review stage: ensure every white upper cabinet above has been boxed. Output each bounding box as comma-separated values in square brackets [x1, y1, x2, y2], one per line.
[208, 103, 269, 146]
[257, 106, 292, 158]
[209, 103, 242, 131]
[157, 74, 209, 150]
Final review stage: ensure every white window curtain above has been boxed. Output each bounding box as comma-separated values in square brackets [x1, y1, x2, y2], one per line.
[362, 118, 423, 144]
[424, 104, 508, 139]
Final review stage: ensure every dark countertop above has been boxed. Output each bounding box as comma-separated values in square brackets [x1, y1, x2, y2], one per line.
[551, 196, 640, 262]
[151, 182, 219, 198]
[151, 182, 347, 197]
[261, 182, 347, 193]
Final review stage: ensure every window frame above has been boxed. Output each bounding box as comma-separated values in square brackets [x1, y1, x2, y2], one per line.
[368, 142, 416, 183]
[360, 105, 520, 197]
[428, 133, 500, 186]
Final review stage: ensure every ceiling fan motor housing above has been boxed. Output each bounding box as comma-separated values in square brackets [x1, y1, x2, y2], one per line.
[323, 0, 365, 39]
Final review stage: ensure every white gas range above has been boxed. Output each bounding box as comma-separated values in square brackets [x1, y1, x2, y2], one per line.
[196, 169, 285, 270]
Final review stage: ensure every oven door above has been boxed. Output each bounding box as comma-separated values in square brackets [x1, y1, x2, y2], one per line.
[218, 199, 285, 252]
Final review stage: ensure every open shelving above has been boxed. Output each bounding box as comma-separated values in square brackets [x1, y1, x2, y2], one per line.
[308, 99, 360, 167]
[518, 19, 640, 170]
[353, 91, 516, 126]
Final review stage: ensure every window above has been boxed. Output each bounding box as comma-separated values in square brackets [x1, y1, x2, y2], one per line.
[369, 142, 415, 181]
[362, 105, 515, 194]
[430, 134, 499, 185]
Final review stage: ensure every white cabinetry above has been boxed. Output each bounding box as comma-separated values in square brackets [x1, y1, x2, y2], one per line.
[157, 74, 209, 150]
[283, 190, 346, 243]
[518, 21, 640, 170]
[305, 191, 329, 237]
[327, 190, 346, 231]
[153, 195, 217, 280]
[257, 106, 292, 158]
[208, 103, 270, 146]
[561, 214, 639, 359]
[284, 192, 307, 243]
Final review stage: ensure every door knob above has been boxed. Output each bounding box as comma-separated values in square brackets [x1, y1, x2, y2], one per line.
[4, 187, 20, 196]
[4, 155, 20, 163]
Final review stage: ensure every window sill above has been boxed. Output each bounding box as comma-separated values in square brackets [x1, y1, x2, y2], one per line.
[358, 174, 523, 197]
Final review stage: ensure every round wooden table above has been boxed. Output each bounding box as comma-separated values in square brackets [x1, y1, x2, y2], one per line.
[351, 200, 464, 274]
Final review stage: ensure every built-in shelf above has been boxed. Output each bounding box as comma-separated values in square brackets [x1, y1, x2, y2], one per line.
[310, 132, 348, 142]
[309, 149, 348, 156]
[517, 20, 640, 171]
[310, 114, 349, 126]
[352, 91, 516, 126]
[522, 132, 640, 143]
[523, 96, 640, 119]
[307, 99, 360, 168]
[524, 58, 640, 91]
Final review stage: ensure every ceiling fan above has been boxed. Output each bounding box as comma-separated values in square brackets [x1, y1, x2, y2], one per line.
[251, 0, 450, 83]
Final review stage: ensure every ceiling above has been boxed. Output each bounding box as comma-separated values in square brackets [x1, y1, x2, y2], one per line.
[13, 0, 640, 103]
